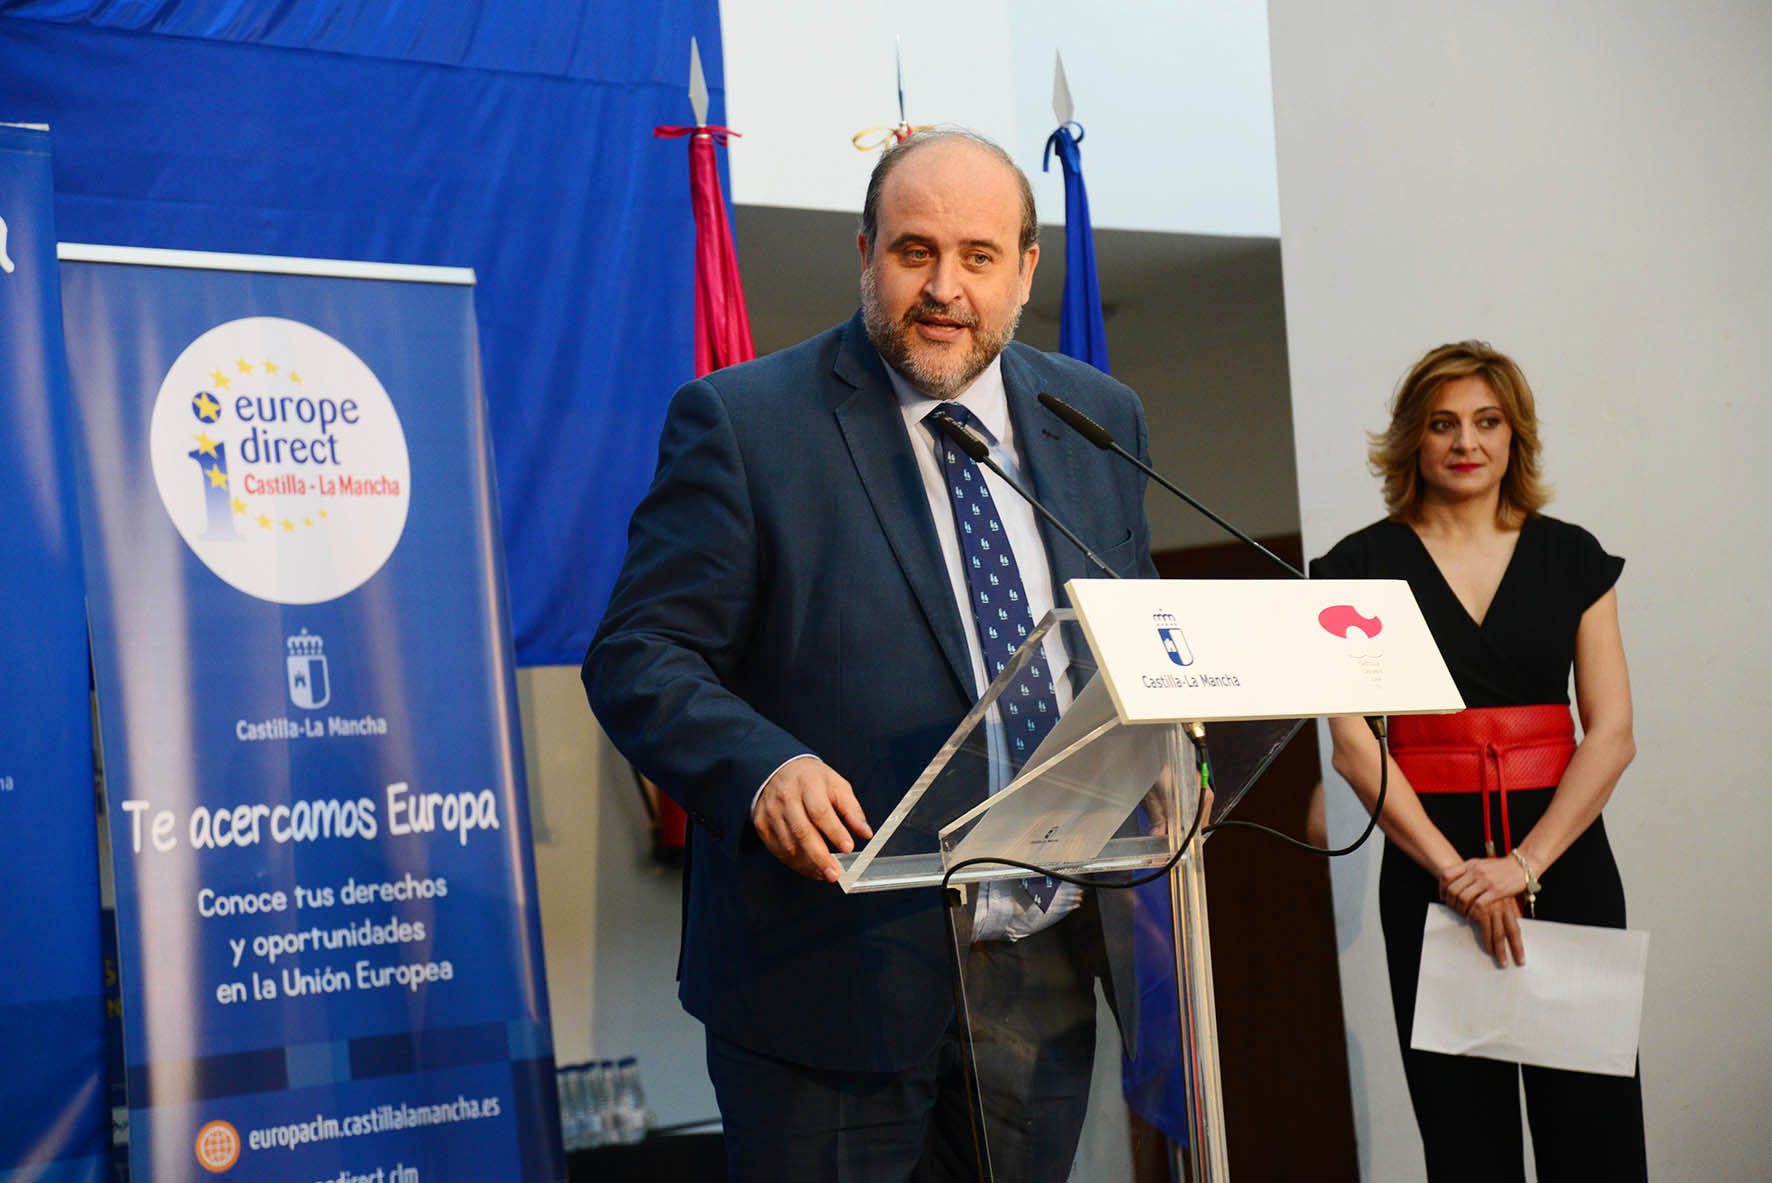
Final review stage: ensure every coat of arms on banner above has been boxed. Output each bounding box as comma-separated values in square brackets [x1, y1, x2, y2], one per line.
[286, 628, 330, 709]
[1153, 611, 1194, 668]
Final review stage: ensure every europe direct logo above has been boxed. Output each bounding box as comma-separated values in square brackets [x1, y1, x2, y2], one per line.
[150, 317, 411, 605]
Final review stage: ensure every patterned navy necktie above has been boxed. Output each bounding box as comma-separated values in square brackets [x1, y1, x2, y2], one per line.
[926, 404, 1060, 909]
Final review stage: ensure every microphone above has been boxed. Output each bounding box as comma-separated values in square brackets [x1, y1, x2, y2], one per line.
[1037, 392, 1305, 579]
[928, 409, 1122, 580]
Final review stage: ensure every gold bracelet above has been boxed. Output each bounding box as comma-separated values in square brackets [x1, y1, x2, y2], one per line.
[1510, 848, 1541, 918]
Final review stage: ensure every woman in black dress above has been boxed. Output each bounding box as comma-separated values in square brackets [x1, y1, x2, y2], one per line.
[1312, 341, 1647, 1181]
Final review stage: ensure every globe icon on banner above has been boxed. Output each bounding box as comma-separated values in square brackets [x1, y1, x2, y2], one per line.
[194, 1119, 240, 1173]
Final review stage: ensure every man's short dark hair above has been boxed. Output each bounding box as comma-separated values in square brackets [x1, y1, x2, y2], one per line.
[859, 128, 1039, 259]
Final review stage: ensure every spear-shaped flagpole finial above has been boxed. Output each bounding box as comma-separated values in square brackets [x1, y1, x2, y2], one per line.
[896, 36, 907, 128]
[852, 39, 928, 151]
[688, 36, 710, 128]
[1052, 49, 1074, 127]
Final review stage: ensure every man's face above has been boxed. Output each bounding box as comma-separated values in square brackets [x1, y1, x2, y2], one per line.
[859, 140, 1039, 400]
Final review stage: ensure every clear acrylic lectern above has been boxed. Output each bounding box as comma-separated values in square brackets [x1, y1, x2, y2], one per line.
[838, 571, 1462, 1180]
[836, 607, 1303, 1183]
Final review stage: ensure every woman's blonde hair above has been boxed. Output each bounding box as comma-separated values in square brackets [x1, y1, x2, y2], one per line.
[1368, 340, 1550, 524]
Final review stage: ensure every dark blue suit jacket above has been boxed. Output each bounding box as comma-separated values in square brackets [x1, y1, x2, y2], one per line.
[584, 313, 1158, 1073]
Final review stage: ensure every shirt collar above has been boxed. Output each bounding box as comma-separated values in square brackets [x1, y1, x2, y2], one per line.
[884, 355, 1010, 447]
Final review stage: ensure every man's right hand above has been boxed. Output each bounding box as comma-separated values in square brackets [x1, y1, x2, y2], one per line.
[751, 757, 874, 883]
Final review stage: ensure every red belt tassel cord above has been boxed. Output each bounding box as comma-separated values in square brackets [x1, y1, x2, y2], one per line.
[1387, 705, 1575, 858]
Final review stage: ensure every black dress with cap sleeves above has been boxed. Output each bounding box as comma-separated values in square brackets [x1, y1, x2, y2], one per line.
[1309, 512, 1645, 1181]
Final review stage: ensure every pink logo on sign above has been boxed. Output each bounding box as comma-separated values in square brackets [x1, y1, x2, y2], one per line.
[1319, 604, 1382, 640]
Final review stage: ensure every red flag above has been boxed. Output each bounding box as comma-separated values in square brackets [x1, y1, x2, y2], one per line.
[647, 124, 753, 853]
[655, 126, 754, 375]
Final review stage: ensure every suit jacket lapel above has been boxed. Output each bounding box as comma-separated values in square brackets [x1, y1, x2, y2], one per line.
[829, 316, 975, 699]
[1002, 348, 1104, 595]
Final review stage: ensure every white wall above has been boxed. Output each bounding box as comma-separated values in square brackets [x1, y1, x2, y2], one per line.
[722, 0, 1279, 237]
[518, 666, 718, 1129]
[1269, 1, 1772, 1177]
[1008, 0, 1279, 237]
[721, 0, 1019, 215]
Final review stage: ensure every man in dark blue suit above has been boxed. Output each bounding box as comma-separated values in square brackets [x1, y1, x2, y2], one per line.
[584, 129, 1159, 1181]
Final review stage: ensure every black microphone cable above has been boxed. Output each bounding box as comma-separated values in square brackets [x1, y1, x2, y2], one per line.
[932, 714, 1391, 912]
[939, 719, 1216, 917]
[1204, 716, 1391, 856]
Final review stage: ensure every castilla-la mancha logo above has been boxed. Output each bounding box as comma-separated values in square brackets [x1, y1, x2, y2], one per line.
[286, 628, 331, 709]
[1153, 611, 1194, 667]
[149, 317, 410, 605]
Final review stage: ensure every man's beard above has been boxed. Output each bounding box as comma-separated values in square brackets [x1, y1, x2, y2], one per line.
[861, 264, 1020, 400]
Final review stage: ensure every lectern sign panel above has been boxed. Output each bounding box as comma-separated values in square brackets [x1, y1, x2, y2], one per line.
[1065, 578, 1462, 724]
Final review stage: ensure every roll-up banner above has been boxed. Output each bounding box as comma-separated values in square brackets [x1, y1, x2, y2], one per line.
[0, 125, 109, 1183]
[58, 245, 564, 1183]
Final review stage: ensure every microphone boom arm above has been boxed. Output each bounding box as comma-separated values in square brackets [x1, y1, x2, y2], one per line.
[1037, 392, 1305, 579]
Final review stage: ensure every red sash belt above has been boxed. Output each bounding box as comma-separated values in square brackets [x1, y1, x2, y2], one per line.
[1388, 704, 1575, 857]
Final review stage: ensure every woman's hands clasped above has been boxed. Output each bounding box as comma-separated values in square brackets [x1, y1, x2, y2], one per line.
[1437, 856, 1529, 968]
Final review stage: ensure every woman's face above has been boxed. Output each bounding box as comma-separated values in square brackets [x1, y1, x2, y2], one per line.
[1416, 376, 1513, 505]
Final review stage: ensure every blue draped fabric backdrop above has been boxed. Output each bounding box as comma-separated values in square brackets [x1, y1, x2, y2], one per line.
[0, 0, 725, 664]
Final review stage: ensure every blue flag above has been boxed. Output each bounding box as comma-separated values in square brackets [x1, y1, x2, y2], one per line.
[1042, 122, 1111, 373]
